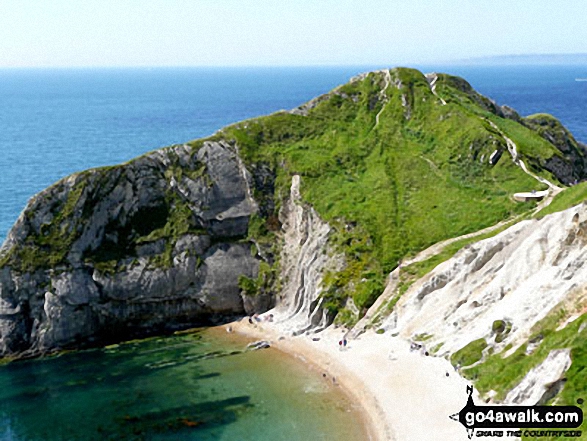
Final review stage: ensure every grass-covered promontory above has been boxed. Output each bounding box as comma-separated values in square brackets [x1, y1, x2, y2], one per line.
[211, 68, 583, 317]
[2, 67, 585, 321]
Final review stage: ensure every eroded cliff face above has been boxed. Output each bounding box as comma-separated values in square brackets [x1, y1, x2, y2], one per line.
[272, 175, 341, 335]
[384, 204, 587, 355]
[0, 140, 268, 356]
[377, 203, 587, 404]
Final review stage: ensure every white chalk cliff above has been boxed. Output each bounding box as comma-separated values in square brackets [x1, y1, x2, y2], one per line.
[375, 203, 587, 403]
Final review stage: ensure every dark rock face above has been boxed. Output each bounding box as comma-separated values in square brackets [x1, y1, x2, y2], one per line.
[541, 156, 582, 186]
[0, 140, 270, 357]
[500, 105, 522, 123]
[521, 115, 587, 184]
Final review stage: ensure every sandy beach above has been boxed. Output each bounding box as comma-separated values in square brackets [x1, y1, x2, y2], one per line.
[230, 318, 519, 441]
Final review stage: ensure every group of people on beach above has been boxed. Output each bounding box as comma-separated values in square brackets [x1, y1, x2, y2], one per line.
[247, 313, 274, 325]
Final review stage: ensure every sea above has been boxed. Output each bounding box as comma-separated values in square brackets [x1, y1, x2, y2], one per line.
[0, 328, 368, 441]
[0, 64, 586, 440]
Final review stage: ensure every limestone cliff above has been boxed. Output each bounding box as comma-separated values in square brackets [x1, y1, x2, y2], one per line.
[0, 141, 269, 356]
[272, 175, 342, 335]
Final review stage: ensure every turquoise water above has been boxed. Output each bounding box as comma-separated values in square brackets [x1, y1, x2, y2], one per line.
[0, 328, 367, 441]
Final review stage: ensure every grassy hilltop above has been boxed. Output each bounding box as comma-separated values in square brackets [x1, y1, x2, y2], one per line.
[211, 67, 584, 316]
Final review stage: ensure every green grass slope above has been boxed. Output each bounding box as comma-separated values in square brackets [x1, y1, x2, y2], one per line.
[213, 68, 575, 315]
[536, 181, 587, 218]
[459, 304, 587, 440]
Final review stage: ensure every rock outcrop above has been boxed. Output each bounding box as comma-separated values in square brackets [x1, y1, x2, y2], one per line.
[521, 114, 587, 184]
[0, 140, 267, 356]
[271, 175, 340, 335]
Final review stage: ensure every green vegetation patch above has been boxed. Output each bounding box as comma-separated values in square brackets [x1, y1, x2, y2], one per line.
[413, 333, 433, 342]
[489, 115, 564, 166]
[492, 319, 512, 343]
[464, 308, 587, 441]
[535, 182, 587, 218]
[451, 338, 488, 367]
[465, 305, 587, 404]
[238, 261, 276, 297]
[335, 307, 360, 328]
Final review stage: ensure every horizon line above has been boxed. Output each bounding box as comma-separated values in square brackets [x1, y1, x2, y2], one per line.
[1, 53, 587, 70]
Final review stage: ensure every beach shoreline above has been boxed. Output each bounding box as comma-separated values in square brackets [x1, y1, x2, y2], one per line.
[229, 318, 520, 441]
[229, 319, 385, 440]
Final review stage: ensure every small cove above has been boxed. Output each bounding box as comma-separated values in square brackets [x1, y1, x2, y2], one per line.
[0, 327, 368, 441]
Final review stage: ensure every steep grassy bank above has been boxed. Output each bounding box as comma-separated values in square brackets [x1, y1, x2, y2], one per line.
[214, 68, 580, 318]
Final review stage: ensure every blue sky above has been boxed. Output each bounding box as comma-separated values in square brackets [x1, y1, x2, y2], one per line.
[1, 0, 586, 67]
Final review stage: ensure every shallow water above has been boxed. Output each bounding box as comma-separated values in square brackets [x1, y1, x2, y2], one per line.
[0, 328, 368, 441]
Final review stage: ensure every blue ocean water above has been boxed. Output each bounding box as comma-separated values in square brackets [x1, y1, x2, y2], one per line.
[1, 65, 586, 243]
